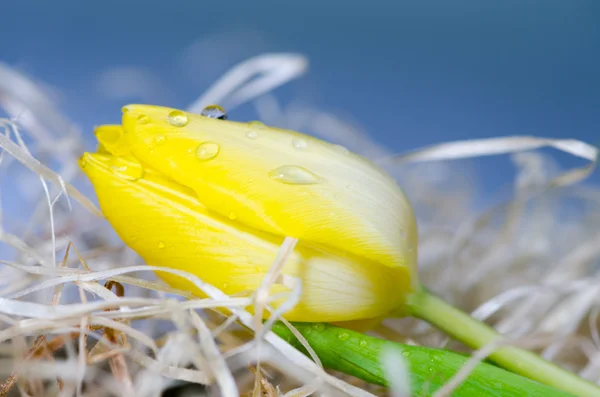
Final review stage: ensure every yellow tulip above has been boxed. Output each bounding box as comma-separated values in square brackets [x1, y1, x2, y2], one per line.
[78, 105, 600, 396]
[79, 104, 418, 322]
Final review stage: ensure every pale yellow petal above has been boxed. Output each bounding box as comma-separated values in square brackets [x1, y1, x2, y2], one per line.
[79, 152, 410, 322]
[120, 105, 417, 276]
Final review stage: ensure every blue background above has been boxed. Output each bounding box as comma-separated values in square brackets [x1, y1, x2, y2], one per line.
[2, 0, 600, 197]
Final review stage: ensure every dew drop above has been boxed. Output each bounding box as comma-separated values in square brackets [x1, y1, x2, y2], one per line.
[80, 159, 87, 168]
[109, 162, 144, 181]
[158, 241, 166, 249]
[359, 340, 368, 348]
[338, 333, 349, 341]
[268, 165, 321, 185]
[292, 138, 307, 150]
[228, 212, 237, 220]
[332, 144, 350, 155]
[195, 142, 220, 160]
[246, 130, 259, 139]
[167, 110, 189, 127]
[222, 282, 229, 289]
[402, 351, 411, 357]
[201, 105, 227, 120]
[137, 114, 150, 124]
[312, 323, 325, 331]
[154, 135, 166, 145]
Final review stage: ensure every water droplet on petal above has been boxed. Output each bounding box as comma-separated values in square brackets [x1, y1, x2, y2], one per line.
[137, 114, 150, 124]
[167, 110, 189, 127]
[292, 138, 307, 150]
[195, 142, 220, 160]
[332, 144, 350, 155]
[201, 105, 227, 120]
[158, 241, 166, 249]
[228, 212, 237, 220]
[246, 130, 259, 139]
[109, 162, 144, 181]
[222, 282, 229, 289]
[402, 351, 411, 357]
[359, 340, 368, 347]
[338, 333, 349, 341]
[268, 166, 321, 185]
[154, 135, 166, 145]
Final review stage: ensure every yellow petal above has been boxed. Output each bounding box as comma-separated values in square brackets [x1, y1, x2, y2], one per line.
[79, 152, 410, 322]
[94, 125, 131, 156]
[120, 105, 418, 276]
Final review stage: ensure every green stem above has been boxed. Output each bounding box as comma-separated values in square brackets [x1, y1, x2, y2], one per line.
[272, 322, 575, 396]
[406, 288, 600, 397]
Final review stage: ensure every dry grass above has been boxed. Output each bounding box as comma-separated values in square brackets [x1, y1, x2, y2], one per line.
[0, 53, 599, 397]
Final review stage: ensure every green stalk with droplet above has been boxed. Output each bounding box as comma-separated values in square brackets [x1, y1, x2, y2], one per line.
[402, 288, 600, 397]
[272, 322, 576, 397]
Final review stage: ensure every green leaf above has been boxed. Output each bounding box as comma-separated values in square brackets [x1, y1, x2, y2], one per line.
[271, 322, 575, 397]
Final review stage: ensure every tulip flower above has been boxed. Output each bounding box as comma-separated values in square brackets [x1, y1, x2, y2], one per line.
[80, 105, 599, 397]
[80, 104, 418, 323]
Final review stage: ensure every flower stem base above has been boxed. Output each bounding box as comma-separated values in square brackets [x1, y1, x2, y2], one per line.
[405, 288, 600, 397]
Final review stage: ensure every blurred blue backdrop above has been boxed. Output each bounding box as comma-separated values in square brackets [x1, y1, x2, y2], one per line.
[2, 0, 600, 195]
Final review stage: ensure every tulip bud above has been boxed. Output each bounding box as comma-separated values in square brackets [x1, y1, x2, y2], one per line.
[79, 105, 418, 322]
